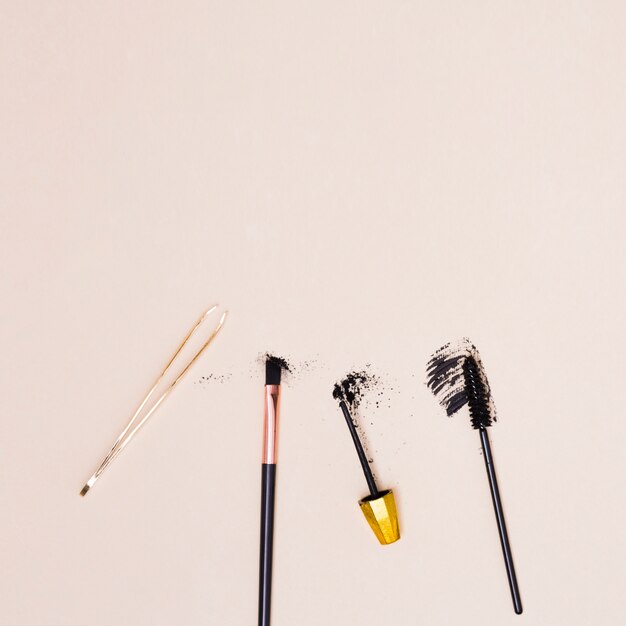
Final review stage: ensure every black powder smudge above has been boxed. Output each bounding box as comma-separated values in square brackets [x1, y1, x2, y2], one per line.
[332, 366, 385, 473]
[332, 368, 381, 410]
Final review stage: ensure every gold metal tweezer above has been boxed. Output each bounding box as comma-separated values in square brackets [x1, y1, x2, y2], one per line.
[80, 305, 228, 496]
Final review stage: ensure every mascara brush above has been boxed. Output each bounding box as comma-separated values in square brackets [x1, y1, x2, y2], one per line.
[258, 355, 287, 626]
[333, 384, 400, 545]
[427, 340, 523, 615]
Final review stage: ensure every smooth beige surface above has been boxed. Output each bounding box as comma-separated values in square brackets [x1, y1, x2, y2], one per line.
[1, 2, 625, 625]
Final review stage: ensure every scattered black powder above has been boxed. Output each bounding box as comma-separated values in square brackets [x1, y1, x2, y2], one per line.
[195, 373, 232, 385]
[294, 357, 319, 374]
[332, 368, 381, 410]
[332, 366, 389, 474]
[193, 353, 320, 387]
[254, 353, 320, 382]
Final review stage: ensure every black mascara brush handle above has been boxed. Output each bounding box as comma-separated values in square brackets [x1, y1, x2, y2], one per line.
[259, 463, 276, 626]
[339, 400, 379, 497]
[479, 427, 523, 615]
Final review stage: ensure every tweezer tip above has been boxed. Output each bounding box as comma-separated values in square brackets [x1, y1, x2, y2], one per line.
[79, 484, 90, 496]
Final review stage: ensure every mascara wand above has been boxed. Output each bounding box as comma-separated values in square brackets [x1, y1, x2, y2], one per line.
[334, 385, 400, 545]
[339, 400, 379, 497]
[427, 342, 523, 615]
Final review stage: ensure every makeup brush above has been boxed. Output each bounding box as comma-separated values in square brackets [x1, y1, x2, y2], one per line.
[259, 356, 285, 626]
[333, 384, 400, 545]
[427, 340, 523, 614]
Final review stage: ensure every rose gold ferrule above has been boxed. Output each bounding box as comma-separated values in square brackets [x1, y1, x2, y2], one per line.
[262, 384, 280, 464]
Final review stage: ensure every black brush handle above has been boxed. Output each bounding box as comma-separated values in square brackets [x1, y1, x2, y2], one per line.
[259, 463, 276, 626]
[339, 400, 379, 496]
[479, 427, 523, 615]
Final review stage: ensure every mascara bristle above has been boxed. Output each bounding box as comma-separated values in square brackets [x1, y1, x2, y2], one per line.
[426, 339, 496, 428]
[462, 356, 493, 429]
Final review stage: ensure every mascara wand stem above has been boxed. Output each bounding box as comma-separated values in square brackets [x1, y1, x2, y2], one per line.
[479, 427, 523, 615]
[339, 400, 379, 496]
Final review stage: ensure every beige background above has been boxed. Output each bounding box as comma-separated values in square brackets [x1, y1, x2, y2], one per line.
[1, 2, 625, 625]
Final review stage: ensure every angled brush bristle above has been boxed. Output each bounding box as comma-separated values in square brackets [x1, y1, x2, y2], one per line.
[426, 339, 496, 429]
[265, 356, 285, 385]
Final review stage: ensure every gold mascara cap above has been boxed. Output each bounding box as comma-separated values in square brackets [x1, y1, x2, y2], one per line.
[358, 489, 400, 545]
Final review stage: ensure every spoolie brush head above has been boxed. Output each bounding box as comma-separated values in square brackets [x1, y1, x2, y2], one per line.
[426, 339, 496, 429]
[265, 355, 288, 385]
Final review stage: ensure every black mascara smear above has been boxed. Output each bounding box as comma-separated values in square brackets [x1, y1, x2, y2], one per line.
[333, 369, 380, 410]
[426, 339, 496, 428]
